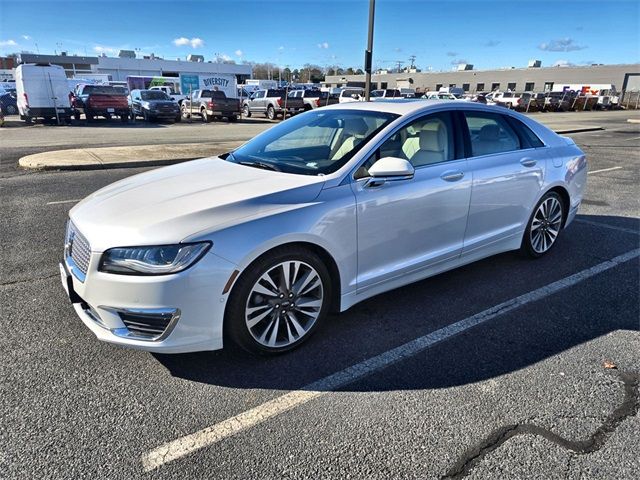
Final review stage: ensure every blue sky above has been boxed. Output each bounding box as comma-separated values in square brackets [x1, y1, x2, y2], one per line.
[0, 0, 638, 71]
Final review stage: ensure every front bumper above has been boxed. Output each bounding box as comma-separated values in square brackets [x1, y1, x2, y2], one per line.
[60, 250, 238, 353]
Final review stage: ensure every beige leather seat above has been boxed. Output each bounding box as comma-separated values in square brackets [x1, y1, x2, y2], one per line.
[410, 125, 447, 166]
[331, 118, 369, 160]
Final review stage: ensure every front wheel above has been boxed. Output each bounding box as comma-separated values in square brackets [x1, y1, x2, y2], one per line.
[225, 247, 332, 355]
[243, 105, 251, 117]
[521, 192, 565, 258]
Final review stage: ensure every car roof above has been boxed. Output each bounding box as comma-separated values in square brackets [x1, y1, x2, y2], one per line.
[319, 99, 452, 115]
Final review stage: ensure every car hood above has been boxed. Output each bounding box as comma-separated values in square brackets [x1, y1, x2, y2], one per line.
[70, 157, 325, 252]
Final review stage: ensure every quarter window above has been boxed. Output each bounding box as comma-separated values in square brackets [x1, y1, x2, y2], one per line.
[375, 112, 455, 168]
[464, 112, 521, 157]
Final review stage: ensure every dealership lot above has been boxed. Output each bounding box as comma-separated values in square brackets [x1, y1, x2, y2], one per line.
[1, 112, 638, 478]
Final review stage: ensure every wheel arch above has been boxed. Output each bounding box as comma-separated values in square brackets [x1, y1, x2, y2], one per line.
[545, 185, 571, 227]
[225, 240, 342, 315]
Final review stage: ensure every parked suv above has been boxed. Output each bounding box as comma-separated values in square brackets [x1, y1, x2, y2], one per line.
[129, 89, 181, 123]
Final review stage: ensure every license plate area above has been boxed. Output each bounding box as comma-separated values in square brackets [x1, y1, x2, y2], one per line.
[107, 108, 115, 113]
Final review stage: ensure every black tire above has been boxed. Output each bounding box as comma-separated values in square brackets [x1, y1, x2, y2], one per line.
[174, 114, 181, 123]
[24, 116, 32, 124]
[86, 110, 94, 122]
[143, 110, 150, 122]
[120, 114, 128, 123]
[6, 105, 17, 115]
[65, 117, 72, 125]
[202, 108, 210, 123]
[73, 111, 81, 121]
[243, 105, 251, 117]
[228, 115, 238, 123]
[181, 105, 190, 119]
[521, 191, 565, 258]
[225, 246, 332, 355]
[266, 105, 276, 120]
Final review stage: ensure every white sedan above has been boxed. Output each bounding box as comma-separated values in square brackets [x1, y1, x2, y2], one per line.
[60, 100, 587, 355]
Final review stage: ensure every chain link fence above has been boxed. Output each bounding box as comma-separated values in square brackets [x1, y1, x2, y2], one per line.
[620, 91, 640, 109]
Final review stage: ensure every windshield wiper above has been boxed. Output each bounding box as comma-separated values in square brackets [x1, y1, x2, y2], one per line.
[239, 161, 281, 172]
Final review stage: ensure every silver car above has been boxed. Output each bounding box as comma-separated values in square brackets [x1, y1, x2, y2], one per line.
[61, 100, 587, 355]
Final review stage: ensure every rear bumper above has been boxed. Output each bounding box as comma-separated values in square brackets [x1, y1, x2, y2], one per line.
[206, 109, 239, 117]
[83, 107, 129, 116]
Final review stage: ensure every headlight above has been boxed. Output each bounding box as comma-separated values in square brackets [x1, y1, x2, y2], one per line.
[99, 242, 211, 275]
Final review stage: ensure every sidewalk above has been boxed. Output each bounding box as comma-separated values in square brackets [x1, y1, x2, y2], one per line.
[18, 141, 244, 170]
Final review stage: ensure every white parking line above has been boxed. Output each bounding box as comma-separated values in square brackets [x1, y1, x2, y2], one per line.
[575, 218, 639, 235]
[46, 199, 81, 205]
[588, 166, 623, 175]
[141, 248, 640, 472]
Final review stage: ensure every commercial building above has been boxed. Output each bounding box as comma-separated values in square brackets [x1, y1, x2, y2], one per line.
[14, 52, 252, 83]
[325, 63, 640, 93]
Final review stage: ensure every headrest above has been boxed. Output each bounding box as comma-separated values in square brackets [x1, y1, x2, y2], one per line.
[419, 127, 444, 152]
[343, 117, 368, 136]
[479, 124, 500, 141]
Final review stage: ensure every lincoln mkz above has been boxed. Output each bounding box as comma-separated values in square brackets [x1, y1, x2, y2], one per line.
[60, 100, 587, 354]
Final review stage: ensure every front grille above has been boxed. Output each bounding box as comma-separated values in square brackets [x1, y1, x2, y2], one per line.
[66, 222, 91, 275]
[118, 310, 177, 339]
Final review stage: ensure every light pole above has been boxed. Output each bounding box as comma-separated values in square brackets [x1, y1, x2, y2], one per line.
[364, 0, 375, 101]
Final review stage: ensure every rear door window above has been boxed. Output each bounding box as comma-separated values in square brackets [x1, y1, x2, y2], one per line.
[464, 112, 521, 157]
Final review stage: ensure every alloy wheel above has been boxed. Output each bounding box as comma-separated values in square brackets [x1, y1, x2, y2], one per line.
[530, 196, 563, 254]
[245, 261, 324, 348]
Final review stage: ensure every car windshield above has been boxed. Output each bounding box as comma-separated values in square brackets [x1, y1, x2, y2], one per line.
[370, 90, 384, 97]
[141, 91, 170, 100]
[227, 109, 398, 175]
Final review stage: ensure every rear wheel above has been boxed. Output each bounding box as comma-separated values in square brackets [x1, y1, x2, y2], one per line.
[120, 114, 128, 123]
[73, 111, 81, 121]
[521, 192, 565, 258]
[86, 110, 94, 122]
[266, 105, 276, 120]
[243, 105, 251, 117]
[226, 247, 331, 355]
[228, 115, 238, 123]
[202, 108, 211, 123]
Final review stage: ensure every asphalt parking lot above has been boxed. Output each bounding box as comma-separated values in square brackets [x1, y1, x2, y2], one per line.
[1, 111, 639, 479]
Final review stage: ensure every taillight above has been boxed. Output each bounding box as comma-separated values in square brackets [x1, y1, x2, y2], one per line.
[207, 101, 216, 109]
[315, 99, 320, 107]
[277, 98, 282, 107]
[23, 92, 29, 107]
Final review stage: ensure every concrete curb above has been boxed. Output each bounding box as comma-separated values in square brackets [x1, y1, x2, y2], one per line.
[627, 119, 640, 124]
[18, 141, 243, 170]
[553, 126, 604, 134]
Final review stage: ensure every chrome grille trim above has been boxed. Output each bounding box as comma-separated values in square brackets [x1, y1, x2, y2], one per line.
[65, 222, 91, 279]
[102, 307, 181, 341]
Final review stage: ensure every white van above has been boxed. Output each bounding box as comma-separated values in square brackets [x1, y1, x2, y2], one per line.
[16, 64, 73, 123]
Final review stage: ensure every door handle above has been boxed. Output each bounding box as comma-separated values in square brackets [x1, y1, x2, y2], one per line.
[520, 158, 537, 167]
[441, 171, 464, 182]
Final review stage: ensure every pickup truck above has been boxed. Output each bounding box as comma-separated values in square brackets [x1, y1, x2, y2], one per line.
[287, 89, 330, 110]
[371, 89, 403, 100]
[241, 89, 305, 120]
[149, 86, 187, 105]
[180, 89, 241, 122]
[490, 91, 523, 109]
[71, 84, 129, 122]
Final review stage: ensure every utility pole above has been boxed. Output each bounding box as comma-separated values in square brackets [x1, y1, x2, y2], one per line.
[364, 0, 375, 101]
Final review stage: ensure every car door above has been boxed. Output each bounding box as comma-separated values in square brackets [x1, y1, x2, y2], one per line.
[460, 110, 546, 256]
[351, 111, 471, 293]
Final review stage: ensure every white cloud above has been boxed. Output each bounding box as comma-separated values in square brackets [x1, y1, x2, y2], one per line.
[93, 45, 117, 54]
[234, 49, 243, 57]
[173, 37, 190, 46]
[450, 58, 469, 65]
[173, 37, 204, 48]
[539, 38, 586, 52]
[317, 42, 329, 49]
[22, 35, 31, 40]
[484, 40, 500, 47]
[220, 54, 232, 62]
[278, 46, 285, 51]
[0, 39, 18, 47]
[446, 51, 458, 57]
